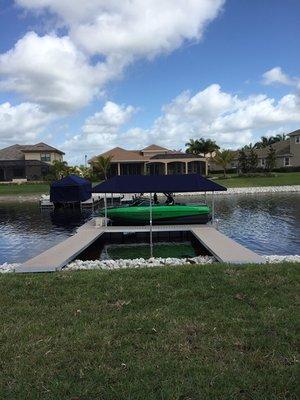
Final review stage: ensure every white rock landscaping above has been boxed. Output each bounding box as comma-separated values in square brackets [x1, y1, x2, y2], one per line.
[1, 254, 299, 273]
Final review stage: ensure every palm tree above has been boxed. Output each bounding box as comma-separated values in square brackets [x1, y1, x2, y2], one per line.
[185, 139, 201, 155]
[254, 136, 274, 149]
[92, 155, 112, 180]
[50, 160, 69, 180]
[213, 149, 235, 178]
[185, 138, 219, 156]
[275, 133, 287, 142]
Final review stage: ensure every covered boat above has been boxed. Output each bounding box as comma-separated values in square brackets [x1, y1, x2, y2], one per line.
[100, 201, 211, 225]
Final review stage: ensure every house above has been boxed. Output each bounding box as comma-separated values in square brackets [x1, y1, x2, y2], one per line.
[0, 142, 65, 181]
[90, 144, 207, 177]
[209, 129, 300, 172]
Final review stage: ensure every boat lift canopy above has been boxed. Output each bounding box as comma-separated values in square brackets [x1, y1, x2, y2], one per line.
[93, 173, 227, 194]
[50, 174, 92, 203]
[93, 174, 227, 257]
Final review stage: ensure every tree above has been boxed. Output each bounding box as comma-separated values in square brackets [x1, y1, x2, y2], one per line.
[248, 148, 258, 172]
[265, 146, 276, 172]
[213, 150, 235, 178]
[49, 160, 69, 180]
[185, 138, 219, 156]
[237, 149, 249, 174]
[254, 134, 286, 149]
[92, 155, 112, 180]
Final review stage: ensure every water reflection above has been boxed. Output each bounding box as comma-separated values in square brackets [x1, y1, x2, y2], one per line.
[0, 193, 299, 263]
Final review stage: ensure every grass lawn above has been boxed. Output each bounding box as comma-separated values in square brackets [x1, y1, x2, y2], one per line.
[0, 183, 50, 196]
[0, 263, 298, 399]
[215, 172, 300, 188]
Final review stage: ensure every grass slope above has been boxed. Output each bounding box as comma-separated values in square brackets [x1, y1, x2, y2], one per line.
[0, 263, 299, 399]
[0, 183, 50, 196]
[216, 172, 300, 188]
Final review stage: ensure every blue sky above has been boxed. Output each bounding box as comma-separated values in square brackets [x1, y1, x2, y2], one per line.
[0, 0, 299, 164]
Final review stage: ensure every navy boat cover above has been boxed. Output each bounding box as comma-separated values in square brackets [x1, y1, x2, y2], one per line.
[50, 174, 92, 203]
[93, 174, 227, 193]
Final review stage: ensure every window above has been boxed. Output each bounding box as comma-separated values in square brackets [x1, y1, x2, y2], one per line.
[295, 136, 300, 144]
[284, 157, 290, 166]
[261, 158, 265, 166]
[41, 153, 51, 162]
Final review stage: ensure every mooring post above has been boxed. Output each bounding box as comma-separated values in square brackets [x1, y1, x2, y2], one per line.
[104, 193, 107, 226]
[149, 192, 153, 257]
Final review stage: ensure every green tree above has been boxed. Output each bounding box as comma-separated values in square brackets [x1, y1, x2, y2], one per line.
[248, 148, 258, 172]
[92, 155, 112, 180]
[265, 146, 276, 172]
[213, 149, 235, 178]
[185, 138, 219, 156]
[237, 149, 249, 174]
[49, 160, 69, 180]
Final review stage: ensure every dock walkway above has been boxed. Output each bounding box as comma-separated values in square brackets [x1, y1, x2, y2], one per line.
[16, 221, 265, 273]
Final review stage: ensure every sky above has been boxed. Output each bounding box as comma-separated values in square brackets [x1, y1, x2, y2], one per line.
[0, 0, 299, 165]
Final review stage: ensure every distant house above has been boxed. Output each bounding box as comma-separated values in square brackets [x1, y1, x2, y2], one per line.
[209, 129, 300, 172]
[0, 142, 65, 181]
[90, 144, 207, 176]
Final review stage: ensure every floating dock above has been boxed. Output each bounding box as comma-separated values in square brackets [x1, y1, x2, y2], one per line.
[16, 219, 265, 273]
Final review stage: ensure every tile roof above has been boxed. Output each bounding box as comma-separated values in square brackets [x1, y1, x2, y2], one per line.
[90, 147, 148, 162]
[0, 142, 64, 160]
[288, 129, 300, 137]
[142, 144, 168, 151]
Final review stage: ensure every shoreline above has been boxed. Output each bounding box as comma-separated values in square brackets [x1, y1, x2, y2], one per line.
[0, 185, 299, 203]
[1, 254, 300, 273]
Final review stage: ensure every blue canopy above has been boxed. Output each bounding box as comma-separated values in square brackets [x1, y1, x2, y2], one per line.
[50, 174, 92, 203]
[93, 174, 227, 193]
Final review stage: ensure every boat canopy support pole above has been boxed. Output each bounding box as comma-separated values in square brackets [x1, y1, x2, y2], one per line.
[104, 193, 107, 226]
[212, 191, 215, 224]
[149, 192, 153, 258]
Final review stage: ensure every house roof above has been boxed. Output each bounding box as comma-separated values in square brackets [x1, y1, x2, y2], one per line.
[0, 142, 64, 160]
[142, 144, 168, 151]
[90, 147, 147, 163]
[20, 142, 65, 154]
[250, 141, 292, 157]
[288, 129, 300, 137]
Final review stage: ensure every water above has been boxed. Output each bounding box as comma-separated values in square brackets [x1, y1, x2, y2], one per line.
[0, 193, 299, 264]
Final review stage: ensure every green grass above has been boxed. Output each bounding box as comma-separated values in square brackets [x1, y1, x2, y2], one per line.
[0, 183, 50, 195]
[0, 263, 299, 399]
[215, 172, 300, 188]
[107, 243, 196, 259]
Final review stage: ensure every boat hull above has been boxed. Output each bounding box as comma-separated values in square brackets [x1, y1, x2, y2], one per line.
[101, 204, 211, 225]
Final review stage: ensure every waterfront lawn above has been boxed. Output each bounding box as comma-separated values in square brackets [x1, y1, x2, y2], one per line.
[215, 171, 300, 187]
[0, 182, 50, 195]
[0, 262, 298, 399]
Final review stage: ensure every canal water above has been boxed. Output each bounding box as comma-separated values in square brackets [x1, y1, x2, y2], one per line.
[0, 193, 299, 264]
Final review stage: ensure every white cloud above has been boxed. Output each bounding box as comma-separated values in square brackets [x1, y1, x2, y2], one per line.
[0, 32, 123, 113]
[16, 0, 225, 59]
[262, 67, 300, 88]
[63, 84, 300, 163]
[0, 102, 53, 145]
[63, 101, 136, 159]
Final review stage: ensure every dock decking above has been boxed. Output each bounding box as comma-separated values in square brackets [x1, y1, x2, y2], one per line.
[16, 220, 265, 273]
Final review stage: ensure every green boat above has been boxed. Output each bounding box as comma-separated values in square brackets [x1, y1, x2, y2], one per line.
[100, 200, 211, 225]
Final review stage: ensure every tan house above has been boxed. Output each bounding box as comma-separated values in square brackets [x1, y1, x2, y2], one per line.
[209, 129, 300, 172]
[0, 142, 64, 181]
[90, 144, 207, 176]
